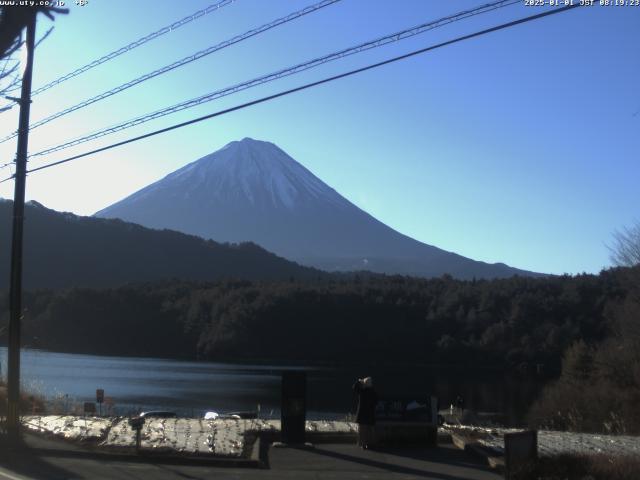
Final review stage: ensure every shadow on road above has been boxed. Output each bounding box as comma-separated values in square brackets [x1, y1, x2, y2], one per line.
[0, 439, 77, 480]
[280, 444, 498, 480]
[377, 444, 491, 471]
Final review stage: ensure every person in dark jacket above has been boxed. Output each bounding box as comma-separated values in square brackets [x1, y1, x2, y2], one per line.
[353, 377, 377, 448]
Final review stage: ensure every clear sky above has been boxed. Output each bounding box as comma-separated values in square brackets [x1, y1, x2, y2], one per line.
[0, 0, 638, 275]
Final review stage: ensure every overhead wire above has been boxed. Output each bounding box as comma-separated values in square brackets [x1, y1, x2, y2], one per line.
[29, 0, 521, 158]
[32, 0, 235, 97]
[0, 0, 235, 114]
[0, 27, 54, 114]
[0, 2, 582, 185]
[0, 0, 342, 143]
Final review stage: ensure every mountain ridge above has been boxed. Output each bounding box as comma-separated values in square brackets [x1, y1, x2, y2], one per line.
[0, 199, 322, 290]
[95, 137, 542, 279]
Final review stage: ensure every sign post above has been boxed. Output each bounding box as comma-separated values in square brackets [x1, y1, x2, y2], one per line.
[128, 417, 145, 453]
[96, 389, 104, 416]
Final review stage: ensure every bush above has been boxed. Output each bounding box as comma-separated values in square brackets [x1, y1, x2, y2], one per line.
[528, 277, 640, 434]
[0, 380, 47, 416]
[524, 454, 640, 480]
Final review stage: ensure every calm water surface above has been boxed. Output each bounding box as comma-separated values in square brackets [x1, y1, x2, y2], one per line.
[0, 347, 545, 424]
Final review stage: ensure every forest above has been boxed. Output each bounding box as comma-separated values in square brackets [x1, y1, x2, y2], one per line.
[0, 200, 321, 289]
[1, 266, 635, 372]
[2, 265, 639, 433]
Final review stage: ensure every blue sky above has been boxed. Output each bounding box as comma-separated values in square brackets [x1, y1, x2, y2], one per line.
[0, 0, 638, 275]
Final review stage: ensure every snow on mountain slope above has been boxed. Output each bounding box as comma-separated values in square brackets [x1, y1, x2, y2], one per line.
[126, 138, 344, 211]
[95, 138, 540, 279]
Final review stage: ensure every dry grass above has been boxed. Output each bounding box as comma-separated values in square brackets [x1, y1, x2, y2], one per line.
[0, 380, 47, 415]
[522, 453, 640, 480]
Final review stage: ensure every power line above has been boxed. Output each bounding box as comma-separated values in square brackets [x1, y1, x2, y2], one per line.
[0, 0, 341, 143]
[0, 2, 582, 184]
[0, 27, 54, 114]
[0, 1, 235, 114]
[32, 0, 235, 97]
[29, 0, 520, 158]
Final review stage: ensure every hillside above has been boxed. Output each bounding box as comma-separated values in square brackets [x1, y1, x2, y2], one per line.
[0, 199, 321, 289]
[96, 138, 542, 279]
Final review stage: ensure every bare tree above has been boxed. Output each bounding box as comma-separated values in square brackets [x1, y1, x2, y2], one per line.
[609, 221, 640, 267]
[0, 5, 67, 105]
[0, 56, 21, 109]
[0, 5, 66, 59]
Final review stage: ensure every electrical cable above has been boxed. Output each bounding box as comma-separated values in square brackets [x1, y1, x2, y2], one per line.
[0, 1, 235, 114]
[28, 0, 521, 157]
[32, 0, 235, 96]
[0, 2, 581, 185]
[0, 0, 341, 143]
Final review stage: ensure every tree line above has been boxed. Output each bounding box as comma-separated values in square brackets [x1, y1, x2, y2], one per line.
[529, 266, 640, 434]
[1, 267, 634, 373]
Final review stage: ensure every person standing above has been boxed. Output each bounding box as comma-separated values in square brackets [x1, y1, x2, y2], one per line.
[353, 377, 377, 449]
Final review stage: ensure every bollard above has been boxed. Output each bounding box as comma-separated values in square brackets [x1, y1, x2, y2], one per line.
[504, 430, 537, 480]
[281, 371, 306, 445]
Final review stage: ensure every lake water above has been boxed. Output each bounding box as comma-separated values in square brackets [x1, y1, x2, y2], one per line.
[0, 347, 545, 424]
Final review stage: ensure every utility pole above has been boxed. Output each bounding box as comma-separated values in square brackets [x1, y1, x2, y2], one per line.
[7, 11, 36, 442]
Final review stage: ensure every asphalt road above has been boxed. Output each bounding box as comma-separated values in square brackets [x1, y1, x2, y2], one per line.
[0, 440, 500, 480]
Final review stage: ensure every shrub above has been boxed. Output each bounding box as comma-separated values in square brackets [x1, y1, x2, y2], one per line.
[528, 284, 640, 434]
[524, 454, 640, 480]
[0, 380, 47, 416]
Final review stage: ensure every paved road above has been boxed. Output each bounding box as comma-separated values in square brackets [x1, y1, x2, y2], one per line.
[0, 442, 500, 480]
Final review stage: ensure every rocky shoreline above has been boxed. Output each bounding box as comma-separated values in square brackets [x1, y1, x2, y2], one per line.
[443, 424, 640, 458]
[22, 416, 640, 461]
[22, 415, 358, 457]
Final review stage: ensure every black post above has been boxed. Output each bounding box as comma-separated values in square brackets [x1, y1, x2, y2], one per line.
[128, 417, 145, 453]
[7, 12, 37, 441]
[281, 371, 306, 444]
[135, 429, 141, 452]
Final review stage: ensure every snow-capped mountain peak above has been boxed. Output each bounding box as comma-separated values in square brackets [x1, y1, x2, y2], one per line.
[155, 137, 340, 210]
[95, 138, 538, 279]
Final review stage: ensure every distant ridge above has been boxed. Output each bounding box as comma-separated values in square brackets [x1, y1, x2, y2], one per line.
[0, 200, 321, 290]
[95, 137, 542, 279]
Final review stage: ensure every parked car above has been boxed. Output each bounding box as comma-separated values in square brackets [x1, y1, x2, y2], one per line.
[139, 410, 177, 418]
[202, 410, 257, 420]
[227, 411, 257, 419]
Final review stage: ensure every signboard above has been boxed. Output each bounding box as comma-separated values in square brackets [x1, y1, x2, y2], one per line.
[128, 416, 145, 431]
[83, 402, 96, 414]
[96, 389, 104, 403]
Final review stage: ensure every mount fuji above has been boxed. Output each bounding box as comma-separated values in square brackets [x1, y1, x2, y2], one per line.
[95, 138, 539, 279]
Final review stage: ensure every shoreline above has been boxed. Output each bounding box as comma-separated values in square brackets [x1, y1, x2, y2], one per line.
[21, 415, 640, 460]
[0, 345, 558, 373]
[21, 415, 358, 458]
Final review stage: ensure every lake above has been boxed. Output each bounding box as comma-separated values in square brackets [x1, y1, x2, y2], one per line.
[0, 347, 545, 424]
